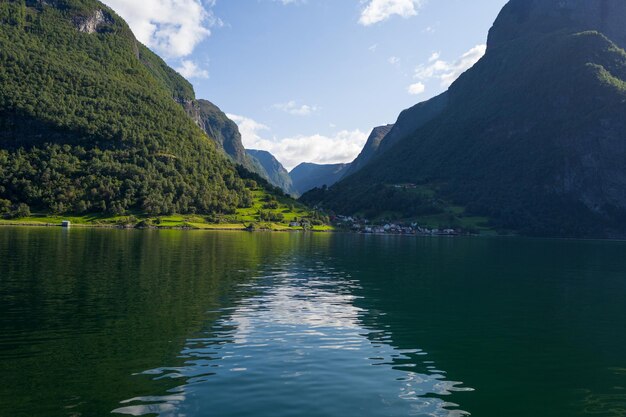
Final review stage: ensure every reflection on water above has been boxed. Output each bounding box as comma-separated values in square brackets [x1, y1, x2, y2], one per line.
[580, 390, 626, 417]
[579, 368, 626, 417]
[114, 262, 472, 417]
[2, 229, 626, 417]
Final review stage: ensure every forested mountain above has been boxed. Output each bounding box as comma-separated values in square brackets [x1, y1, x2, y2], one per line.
[0, 0, 258, 216]
[302, 0, 626, 238]
[290, 163, 351, 196]
[246, 150, 296, 196]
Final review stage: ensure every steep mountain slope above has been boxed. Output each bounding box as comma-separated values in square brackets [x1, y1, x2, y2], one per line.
[137, 49, 258, 173]
[303, 0, 626, 238]
[290, 163, 351, 196]
[185, 99, 261, 171]
[374, 93, 449, 156]
[180, 99, 296, 193]
[246, 150, 296, 196]
[0, 0, 259, 216]
[343, 125, 393, 177]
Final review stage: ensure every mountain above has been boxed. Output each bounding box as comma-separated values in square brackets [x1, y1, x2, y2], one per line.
[302, 0, 626, 238]
[246, 150, 296, 196]
[182, 100, 298, 194]
[185, 99, 256, 171]
[344, 125, 393, 177]
[0, 0, 263, 216]
[290, 163, 351, 196]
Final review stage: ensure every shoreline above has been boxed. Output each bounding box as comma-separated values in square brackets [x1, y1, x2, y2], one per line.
[0, 221, 334, 233]
[4, 222, 624, 242]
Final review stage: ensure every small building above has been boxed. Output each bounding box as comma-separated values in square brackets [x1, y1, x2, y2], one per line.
[289, 221, 301, 227]
[61, 220, 71, 228]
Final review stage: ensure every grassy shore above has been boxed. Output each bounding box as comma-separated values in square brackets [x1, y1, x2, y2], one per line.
[0, 190, 334, 232]
[0, 215, 333, 232]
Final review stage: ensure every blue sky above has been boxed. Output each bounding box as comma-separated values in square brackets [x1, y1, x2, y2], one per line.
[103, 0, 508, 170]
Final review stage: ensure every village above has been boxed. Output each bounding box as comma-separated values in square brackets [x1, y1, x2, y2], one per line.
[330, 215, 464, 236]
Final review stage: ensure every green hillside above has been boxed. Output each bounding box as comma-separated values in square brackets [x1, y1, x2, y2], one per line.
[303, 0, 626, 238]
[0, 0, 251, 217]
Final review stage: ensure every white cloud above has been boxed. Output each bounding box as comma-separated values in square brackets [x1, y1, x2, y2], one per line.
[388, 56, 401, 66]
[101, 0, 221, 58]
[428, 52, 440, 62]
[359, 0, 424, 26]
[272, 101, 318, 116]
[369, 43, 379, 52]
[227, 114, 271, 144]
[273, 0, 306, 4]
[228, 114, 367, 170]
[414, 44, 486, 87]
[407, 82, 425, 95]
[175, 60, 209, 79]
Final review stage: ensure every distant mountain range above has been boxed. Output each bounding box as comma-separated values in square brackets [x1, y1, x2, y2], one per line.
[290, 163, 351, 196]
[244, 126, 392, 197]
[253, 126, 399, 197]
[302, 0, 626, 238]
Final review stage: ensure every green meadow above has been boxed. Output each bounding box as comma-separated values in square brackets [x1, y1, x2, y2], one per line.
[0, 189, 334, 232]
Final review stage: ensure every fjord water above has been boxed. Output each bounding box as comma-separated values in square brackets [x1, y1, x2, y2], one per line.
[1, 229, 625, 417]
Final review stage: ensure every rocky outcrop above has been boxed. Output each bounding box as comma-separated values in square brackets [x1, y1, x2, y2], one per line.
[179, 99, 245, 161]
[73, 9, 114, 34]
[195, 100, 250, 166]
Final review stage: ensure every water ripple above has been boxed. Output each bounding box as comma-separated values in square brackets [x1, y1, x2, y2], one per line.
[114, 263, 472, 417]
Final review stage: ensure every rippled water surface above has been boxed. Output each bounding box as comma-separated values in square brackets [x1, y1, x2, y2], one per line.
[1, 228, 625, 417]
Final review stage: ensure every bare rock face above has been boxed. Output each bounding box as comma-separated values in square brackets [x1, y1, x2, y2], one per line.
[488, 0, 626, 50]
[74, 10, 113, 34]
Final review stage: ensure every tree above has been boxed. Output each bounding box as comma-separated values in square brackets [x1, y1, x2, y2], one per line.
[15, 203, 30, 218]
[0, 199, 10, 214]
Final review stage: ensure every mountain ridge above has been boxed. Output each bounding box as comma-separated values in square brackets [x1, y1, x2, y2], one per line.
[302, 0, 626, 238]
[343, 125, 393, 178]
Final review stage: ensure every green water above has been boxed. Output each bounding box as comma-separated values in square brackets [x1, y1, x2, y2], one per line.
[0, 228, 625, 417]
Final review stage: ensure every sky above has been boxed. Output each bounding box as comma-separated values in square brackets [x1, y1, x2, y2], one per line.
[102, 0, 508, 170]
